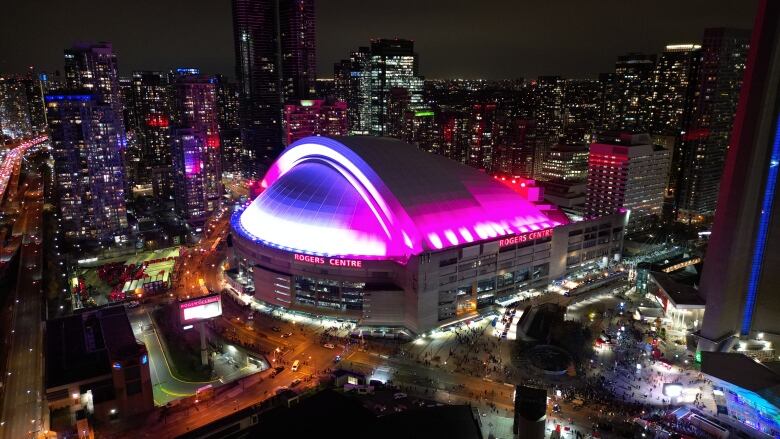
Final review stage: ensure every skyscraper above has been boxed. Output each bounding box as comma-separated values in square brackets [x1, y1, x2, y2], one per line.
[21, 72, 47, 134]
[0, 75, 33, 140]
[333, 47, 371, 134]
[585, 132, 670, 232]
[649, 44, 702, 199]
[45, 93, 128, 243]
[561, 79, 602, 144]
[283, 98, 348, 145]
[602, 53, 656, 132]
[676, 28, 751, 221]
[129, 71, 174, 198]
[466, 103, 497, 170]
[214, 75, 243, 177]
[279, 0, 316, 101]
[64, 42, 126, 148]
[367, 39, 423, 136]
[336, 40, 424, 137]
[532, 76, 564, 178]
[231, 0, 316, 179]
[171, 75, 222, 224]
[492, 117, 537, 179]
[650, 44, 702, 135]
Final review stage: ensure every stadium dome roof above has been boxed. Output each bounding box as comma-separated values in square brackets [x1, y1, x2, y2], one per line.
[234, 136, 562, 259]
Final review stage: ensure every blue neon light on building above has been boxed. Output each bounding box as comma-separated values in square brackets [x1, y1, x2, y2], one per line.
[742, 115, 780, 335]
[44, 94, 93, 102]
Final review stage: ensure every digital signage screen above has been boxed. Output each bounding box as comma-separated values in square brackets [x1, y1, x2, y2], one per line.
[179, 294, 222, 323]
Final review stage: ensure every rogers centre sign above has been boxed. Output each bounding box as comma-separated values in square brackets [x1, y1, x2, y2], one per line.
[498, 228, 554, 247]
[294, 253, 363, 268]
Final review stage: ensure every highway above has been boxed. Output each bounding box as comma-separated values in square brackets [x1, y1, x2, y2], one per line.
[0, 168, 47, 439]
[0, 136, 47, 206]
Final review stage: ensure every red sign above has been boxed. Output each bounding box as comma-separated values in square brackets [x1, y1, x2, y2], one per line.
[179, 294, 220, 309]
[498, 228, 553, 247]
[294, 253, 363, 268]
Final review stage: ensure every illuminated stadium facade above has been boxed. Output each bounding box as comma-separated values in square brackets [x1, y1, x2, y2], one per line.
[230, 136, 628, 334]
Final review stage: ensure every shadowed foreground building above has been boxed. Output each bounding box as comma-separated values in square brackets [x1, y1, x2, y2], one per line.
[179, 389, 482, 439]
[45, 306, 153, 430]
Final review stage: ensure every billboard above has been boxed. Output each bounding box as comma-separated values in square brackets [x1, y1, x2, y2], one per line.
[179, 294, 222, 323]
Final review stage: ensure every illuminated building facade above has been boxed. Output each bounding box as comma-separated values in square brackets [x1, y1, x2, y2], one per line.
[336, 39, 423, 137]
[45, 93, 129, 243]
[648, 44, 702, 202]
[531, 76, 564, 178]
[130, 71, 174, 197]
[586, 132, 670, 232]
[398, 109, 440, 156]
[283, 98, 348, 145]
[0, 75, 34, 140]
[492, 118, 538, 179]
[231, 136, 627, 333]
[676, 28, 751, 220]
[602, 53, 656, 132]
[650, 44, 701, 136]
[439, 108, 470, 165]
[466, 103, 497, 171]
[172, 75, 222, 224]
[64, 43, 126, 150]
[368, 39, 423, 136]
[537, 144, 589, 182]
[561, 79, 602, 144]
[231, 0, 316, 179]
[214, 75, 242, 176]
[333, 47, 371, 135]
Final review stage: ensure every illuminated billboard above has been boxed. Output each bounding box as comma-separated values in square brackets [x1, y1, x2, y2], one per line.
[179, 294, 222, 323]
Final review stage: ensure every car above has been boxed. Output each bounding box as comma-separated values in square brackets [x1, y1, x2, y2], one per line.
[281, 332, 293, 338]
[270, 365, 284, 377]
[291, 360, 300, 372]
[126, 301, 140, 309]
[393, 392, 407, 400]
[290, 378, 302, 387]
[272, 326, 281, 332]
[334, 355, 342, 363]
[323, 343, 335, 349]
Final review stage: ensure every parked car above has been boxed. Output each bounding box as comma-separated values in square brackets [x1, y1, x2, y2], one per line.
[323, 343, 335, 349]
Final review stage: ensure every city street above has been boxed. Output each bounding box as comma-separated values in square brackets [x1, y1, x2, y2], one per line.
[0, 169, 47, 439]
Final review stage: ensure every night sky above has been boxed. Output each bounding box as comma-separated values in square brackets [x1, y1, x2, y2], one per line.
[0, 0, 758, 80]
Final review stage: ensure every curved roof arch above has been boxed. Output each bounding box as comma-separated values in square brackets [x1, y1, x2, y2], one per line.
[236, 136, 562, 259]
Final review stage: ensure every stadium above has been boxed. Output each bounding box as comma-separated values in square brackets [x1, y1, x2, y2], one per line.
[230, 136, 627, 334]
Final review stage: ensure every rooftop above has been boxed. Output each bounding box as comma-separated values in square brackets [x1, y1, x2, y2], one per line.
[236, 136, 563, 258]
[46, 306, 143, 389]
